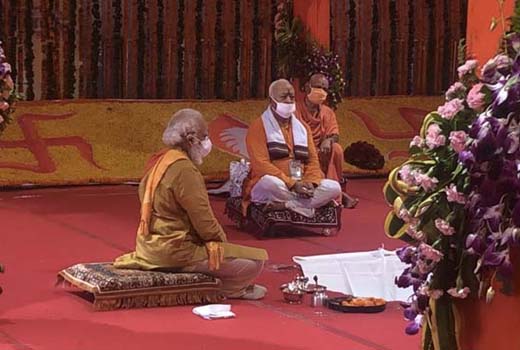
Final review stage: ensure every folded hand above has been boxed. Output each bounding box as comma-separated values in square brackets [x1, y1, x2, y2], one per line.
[205, 241, 224, 271]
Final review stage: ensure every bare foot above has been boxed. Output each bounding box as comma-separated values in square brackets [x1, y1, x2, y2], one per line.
[342, 193, 359, 209]
[263, 202, 286, 212]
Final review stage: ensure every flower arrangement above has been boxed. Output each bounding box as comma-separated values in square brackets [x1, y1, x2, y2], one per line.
[0, 41, 17, 136]
[343, 141, 385, 170]
[383, 15, 520, 350]
[274, 0, 345, 109]
[303, 45, 346, 109]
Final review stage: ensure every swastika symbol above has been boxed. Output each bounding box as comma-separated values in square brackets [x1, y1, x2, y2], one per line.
[0, 112, 102, 173]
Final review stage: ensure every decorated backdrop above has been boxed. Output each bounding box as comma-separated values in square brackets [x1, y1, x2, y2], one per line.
[0, 96, 443, 187]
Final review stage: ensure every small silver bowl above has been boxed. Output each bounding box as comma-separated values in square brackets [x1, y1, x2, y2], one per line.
[282, 288, 305, 304]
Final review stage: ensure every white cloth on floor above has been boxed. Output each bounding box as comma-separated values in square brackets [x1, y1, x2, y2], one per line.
[192, 304, 236, 320]
[293, 248, 413, 301]
[251, 175, 341, 217]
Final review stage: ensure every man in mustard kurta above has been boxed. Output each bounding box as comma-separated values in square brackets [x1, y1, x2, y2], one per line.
[242, 79, 341, 218]
[115, 108, 268, 300]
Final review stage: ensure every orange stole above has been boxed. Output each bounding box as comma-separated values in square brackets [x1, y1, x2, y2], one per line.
[137, 149, 188, 236]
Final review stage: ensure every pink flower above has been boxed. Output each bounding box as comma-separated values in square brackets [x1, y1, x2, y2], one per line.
[0, 115, 4, 123]
[437, 98, 464, 120]
[425, 124, 446, 149]
[449, 130, 467, 153]
[418, 286, 444, 299]
[410, 136, 424, 148]
[399, 209, 419, 226]
[447, 287, 470, 299]
[417, 259, 434, 274]
[429, 289, 444, 300]
[445, 184, 465, 204]
[0, 62, 11, 79]
[407, 225, 425, 241]
[457, 59, 478, 78]
[398, 165, 416, 186]
[435, 219, 455, 236]
[0, 101, 9, 111]
[414, 173, 439, 192]
[398, 209, 412, 222]
[467, 83, 486, 111]
[445, 82, 466, 100]
[418, 243, 444, 262]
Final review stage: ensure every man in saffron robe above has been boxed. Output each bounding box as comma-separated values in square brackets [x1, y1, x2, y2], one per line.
[242, 79, 341, 218]
[115, 109, 268, 300]
[295, 73, 358, 208]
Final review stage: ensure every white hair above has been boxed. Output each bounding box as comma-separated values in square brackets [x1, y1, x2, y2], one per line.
[162, 108, 205, 148]
[268, 79, 291, 99]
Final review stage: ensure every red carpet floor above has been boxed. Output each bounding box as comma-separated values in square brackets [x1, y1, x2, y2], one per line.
[0, 179, 419, 350]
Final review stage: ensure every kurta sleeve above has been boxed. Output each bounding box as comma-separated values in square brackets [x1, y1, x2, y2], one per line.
[247, 119, 297, 189]
[170, 160, 227, 243]
[303, 125, 324, 185]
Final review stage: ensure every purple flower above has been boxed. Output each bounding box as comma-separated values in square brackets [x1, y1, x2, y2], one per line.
[405, 319, 421, 335]
[403, 306, 418, 321]
[437, 98, 464, 120]
[395, 274, 414, 288]
[480, 245, 507, 269]
[459, 150, 475, 167]
[396, 246, 416, 264]
[395, 269, 424, 290]
[489, 73, 520, 118]
[499, 254, 513, 277]
[505, 32, 520, 56]
[481, 54, 512, 84]
[466, 233, 486, 255]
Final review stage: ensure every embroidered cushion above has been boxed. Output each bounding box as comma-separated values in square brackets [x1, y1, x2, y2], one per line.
[57, 262, 223, 311]
[225, 196, 342, 235]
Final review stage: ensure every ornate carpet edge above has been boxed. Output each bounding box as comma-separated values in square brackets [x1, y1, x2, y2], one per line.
[93, 289, 225, 311]
[57, 270, 100, 294]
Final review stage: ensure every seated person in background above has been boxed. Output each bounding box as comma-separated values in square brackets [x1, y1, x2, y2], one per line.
[295, 73, 358, 209]
[242, 79, 341, 218]
[114, 108, 268, 300]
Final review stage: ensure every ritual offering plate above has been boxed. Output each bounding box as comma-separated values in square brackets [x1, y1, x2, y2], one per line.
[327, 296, 386, 313]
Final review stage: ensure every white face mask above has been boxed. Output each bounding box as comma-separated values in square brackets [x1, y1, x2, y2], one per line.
[199, 137, 212, 158]
[272, 100, 296, 119]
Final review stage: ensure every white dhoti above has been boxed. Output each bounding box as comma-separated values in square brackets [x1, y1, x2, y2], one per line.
[250, 175, 341, 217]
